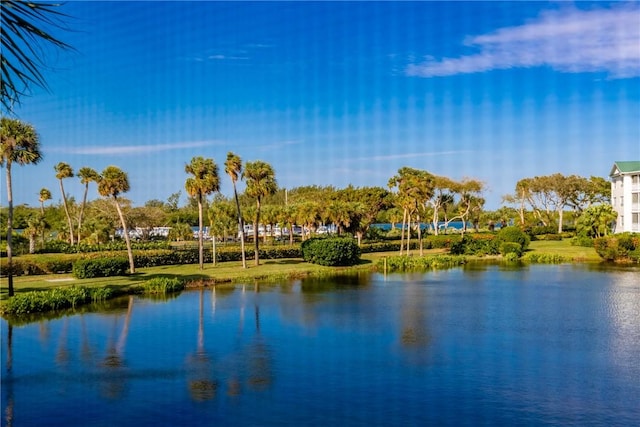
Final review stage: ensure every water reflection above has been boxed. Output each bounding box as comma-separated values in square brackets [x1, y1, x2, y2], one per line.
[186, 289, 217, 401]
[101, 296, 134, 399]
[2, 265, 639, 426]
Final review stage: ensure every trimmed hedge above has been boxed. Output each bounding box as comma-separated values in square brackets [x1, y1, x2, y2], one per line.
[72, 257, 130, 279]
[301, 237, 361, 266]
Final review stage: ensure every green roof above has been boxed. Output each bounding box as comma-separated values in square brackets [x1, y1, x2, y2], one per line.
[610, 161, 640, 176]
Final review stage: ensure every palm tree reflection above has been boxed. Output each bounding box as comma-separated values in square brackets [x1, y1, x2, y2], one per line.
[187, 289, 217, 401]
[100, 296, 134, 399]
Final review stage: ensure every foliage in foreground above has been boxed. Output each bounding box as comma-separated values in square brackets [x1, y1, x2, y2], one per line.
[0, 286, 115, 315]
[378, 255, 467, 272]
[301, 237, 361, 266]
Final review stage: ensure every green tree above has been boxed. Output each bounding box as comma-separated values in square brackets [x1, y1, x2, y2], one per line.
[243, 161, 277, 266]
[185, 156, 220, 270]
[54, 161, 75, 245]
[1, 117, 42, 296]
[97, 166, 135, 273]
[0, 0, 73, 111]
[576, 204, 617, 238]
[76, 166, 99, 244]
[225, 152, 247, 268]
[38, 187, 51, 214]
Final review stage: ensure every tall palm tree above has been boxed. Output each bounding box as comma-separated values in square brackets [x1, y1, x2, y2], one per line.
[1, 0, 73, 112]
[1, 117, 42, 296]
[243, 161, 277, 266]
[185, 157, 220, 270]
[76, 167, 99, 244]
[225, 152, 247, 268]
[54, 162, 74, 245]
[38, 187, 52, 246]
[38, 187, 51, 214]
[97, 166, 135, 274]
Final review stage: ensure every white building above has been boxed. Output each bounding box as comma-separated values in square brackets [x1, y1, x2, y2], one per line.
[610, 161, 640, 233]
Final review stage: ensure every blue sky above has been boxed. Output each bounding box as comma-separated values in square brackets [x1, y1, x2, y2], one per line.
[6, 1, 640, 209]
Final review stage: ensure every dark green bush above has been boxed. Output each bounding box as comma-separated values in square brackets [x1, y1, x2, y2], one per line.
[301, 237, 361, 266]
[72, 257, 130, 279]
[495, 226, 530, 250]
[0, 286, 117, 315]
[499, 242, 523, 257]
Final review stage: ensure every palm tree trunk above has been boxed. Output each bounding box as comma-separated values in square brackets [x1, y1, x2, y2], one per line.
[400, 208, 407, 255]
[113, 196, 135, 274]
[59, 180, 75, 245]
[254, 199, 261, 266]
[198, 196, 204, 270]
[406, 212, 412, 256]
[77, 184, 89, 245]
[417, 213, 423, 256]
[5, 165, 14, 297]
[232, 183, 247, 269]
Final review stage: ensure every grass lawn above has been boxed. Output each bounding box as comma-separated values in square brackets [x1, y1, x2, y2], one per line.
[1, 240, 601, 298]
[528, 239, 601, 262]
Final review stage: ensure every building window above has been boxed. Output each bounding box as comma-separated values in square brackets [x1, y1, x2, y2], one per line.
[620, 196, 623, 207]
[633, 175, 639, 185]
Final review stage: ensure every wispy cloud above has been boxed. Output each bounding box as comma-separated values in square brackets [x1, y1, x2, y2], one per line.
[256, 140, 301, 151]
[353, 150, 472, 162]
[406, 5, 640, 79]
[65, 140, 219, 155]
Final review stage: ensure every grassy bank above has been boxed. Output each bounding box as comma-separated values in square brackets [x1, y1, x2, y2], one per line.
[1, 239, 602, 300]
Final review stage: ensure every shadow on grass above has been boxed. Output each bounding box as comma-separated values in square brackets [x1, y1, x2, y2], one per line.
[262, 259, 305, 266]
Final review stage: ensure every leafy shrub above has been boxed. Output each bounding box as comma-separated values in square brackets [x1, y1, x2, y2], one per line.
[571, 236, 594, 247]
[499, 242, 523, 257]
[594, 233, 640, 262]
[301, 237, 361, 266]
[495, 226, 530, 250]
[72, 257, 129, 279]
[503, 252, 520, 262]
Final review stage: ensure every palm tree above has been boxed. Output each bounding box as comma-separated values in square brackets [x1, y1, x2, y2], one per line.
[243, 161, 277, 266]
[185, 157, 220, 270]
[225, 152, 247, 268]
[76, 167, 99, 244]
[1, 0, 73, 112]
[38, 187, 51, 214]
[97, 166, 135, 274]
[1, 117, 42, 296]
[54, 162, 75, 245]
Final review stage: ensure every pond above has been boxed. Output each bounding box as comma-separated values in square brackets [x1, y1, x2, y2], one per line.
[2, 264, 639, 426]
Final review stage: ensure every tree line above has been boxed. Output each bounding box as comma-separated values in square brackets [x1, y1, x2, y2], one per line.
[2, 116, 615, 295]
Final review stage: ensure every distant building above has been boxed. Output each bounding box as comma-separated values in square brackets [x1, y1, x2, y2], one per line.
[610, 161, 640, 233]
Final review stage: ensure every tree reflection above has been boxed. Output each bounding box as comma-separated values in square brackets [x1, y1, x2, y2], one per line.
[187, 289, 217, 402]
[4, 323, 14, 427]
[55, 318, 70, 366]
[399, 283, 431, 363]
[100, 296, 134, 399]
[246, 305, 273, 391]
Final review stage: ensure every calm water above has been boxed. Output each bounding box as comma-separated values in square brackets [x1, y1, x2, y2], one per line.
[2, 264, 639, 426]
